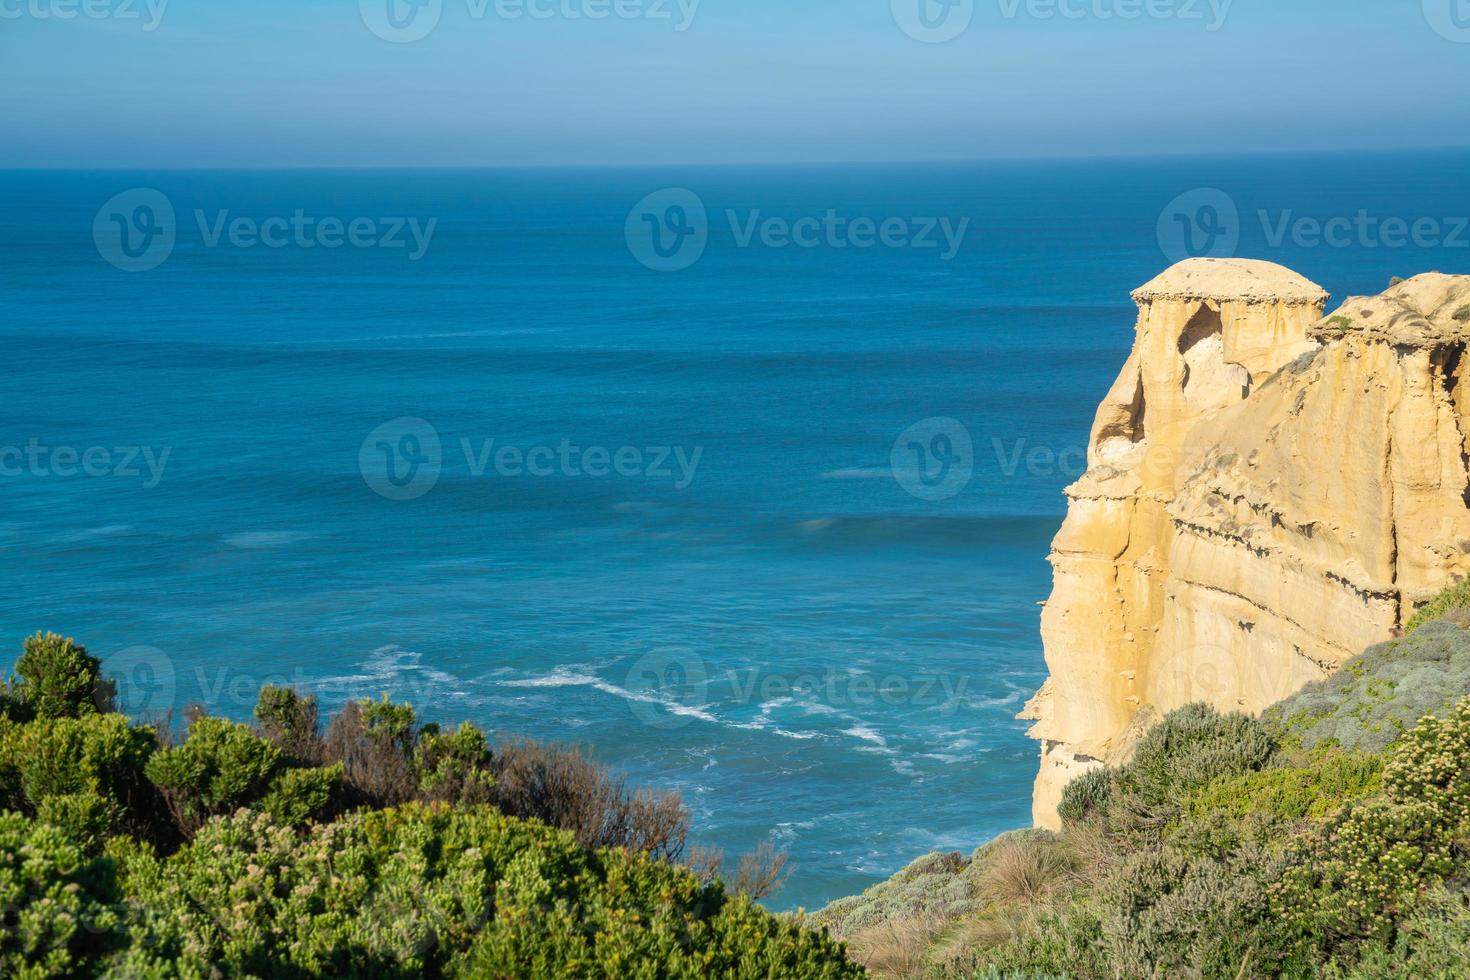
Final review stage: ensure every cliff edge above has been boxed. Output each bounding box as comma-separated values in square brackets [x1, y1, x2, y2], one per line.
[1023, 260, 1470, 828]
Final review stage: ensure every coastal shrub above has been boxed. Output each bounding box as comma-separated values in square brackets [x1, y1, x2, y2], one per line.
[1181, 749, 1382, 826]
[1346, 887, 1470, 978]
[1107, 703, 1272, 835]
[415, 720, 496, 805]
[109, 803, 861, 979]
[1406, 577, 1470, 634]
[489, 736, 690, 860]
[817, 849, 982, 937]
[11, 632, 114, 721]
[1326, 314, 1354, 332]
[0, 811, 125, 977]
[0, 713, 157, 849]
[252, 684, 322, 763]
[256, 763, 343, 826]
[1056, 766, 1110, 824]
[1454, 304, 1470, 323]
[1267, 620, 1470, 752]
[971, 902, 1106, 979]
[1272, 697, 1470, 957]
[145, 716, 338, 836]
[322, 694, 420, 805]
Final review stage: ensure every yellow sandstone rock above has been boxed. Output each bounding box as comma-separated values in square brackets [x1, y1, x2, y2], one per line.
[1023, 260, 1470, 829]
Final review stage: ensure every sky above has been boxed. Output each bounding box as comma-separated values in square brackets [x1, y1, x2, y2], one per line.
[2, 0, 1468, 167]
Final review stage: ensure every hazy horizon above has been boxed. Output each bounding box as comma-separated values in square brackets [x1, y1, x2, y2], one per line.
[4, 0, 1468, 169]
[5, 144, 1469, 173]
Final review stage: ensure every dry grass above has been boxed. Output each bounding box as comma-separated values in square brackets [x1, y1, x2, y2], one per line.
[977, 833, 1075, 906]
[843, 915, 946, 979]
[927, 907, 1035, 976]
[1058, 818, 1119, 887]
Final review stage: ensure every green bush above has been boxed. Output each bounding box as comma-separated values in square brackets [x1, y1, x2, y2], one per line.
[415, 722, 495, 805]
[0, 811, 124, 977]
[1056, 766, 1110, 825]
[816, 848, 982, 937]
[12, 633, 114, 721]
[1271, 697, 1470, 958]
[1102, 703, 1273, 837]
[0, 631, 853, 975]
[1405, 577, 1470, 634]
[252, 685, 322, 763]
[1182, 750, 1382, 825]
[145, 716, 338, 837]
[1267, 620, 1470, 753]
[0, 713, 157, 849]
[257, 763, 343, 826]
[110, 804, 861, 979]
[1347, 887, 1470, 978]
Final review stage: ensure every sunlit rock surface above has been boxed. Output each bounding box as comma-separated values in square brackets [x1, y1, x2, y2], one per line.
[1023, 261, 1470, 828]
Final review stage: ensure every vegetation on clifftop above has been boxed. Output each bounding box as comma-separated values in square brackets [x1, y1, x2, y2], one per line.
[0, 632, 861, 978]
[819, 587, 1470, 979]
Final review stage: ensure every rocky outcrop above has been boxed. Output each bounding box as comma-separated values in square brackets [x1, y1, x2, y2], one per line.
[1023, 260, 1470, 828]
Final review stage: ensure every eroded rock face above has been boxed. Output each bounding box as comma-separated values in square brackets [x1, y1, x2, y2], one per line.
[1023, 260, 1470, 828]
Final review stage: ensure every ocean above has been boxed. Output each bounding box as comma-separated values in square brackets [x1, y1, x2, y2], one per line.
[2, 149, 1466, 910]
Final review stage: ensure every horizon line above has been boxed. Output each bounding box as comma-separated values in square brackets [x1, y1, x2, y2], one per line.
[5, 143, 1469, 173]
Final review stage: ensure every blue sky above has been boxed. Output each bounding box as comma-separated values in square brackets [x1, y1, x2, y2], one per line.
[3, 0, 1468, 167]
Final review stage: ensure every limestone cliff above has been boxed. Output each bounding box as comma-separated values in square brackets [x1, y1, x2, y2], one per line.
[1023, 259, 1470, 828]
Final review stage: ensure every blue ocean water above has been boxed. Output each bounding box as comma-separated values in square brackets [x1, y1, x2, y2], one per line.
[1, 151, 1466, 910]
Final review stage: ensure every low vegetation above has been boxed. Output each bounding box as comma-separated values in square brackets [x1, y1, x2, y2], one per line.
[819, 584, 1470, 978]
[0, 632, 860, 978]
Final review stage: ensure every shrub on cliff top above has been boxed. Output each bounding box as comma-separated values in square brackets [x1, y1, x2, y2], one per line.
[252, 684, 322, 763]
[1057, 766, 1110, 825]
[11, 632, 114, 721]
[1101, 703, 1272, 837]
[1270, 697, 1470, 958]
[145, 715, 341, 837]
[0, 811, 125, 976]
[109, 804, 861, 979]
[0, 713, 159, 849]
[1406, 576, 1470, 634]
[0, 631, 855, 976]
[1267, 619, 1470, 753]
